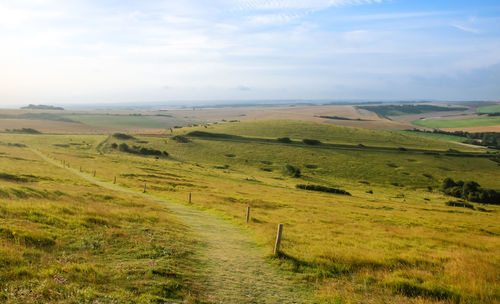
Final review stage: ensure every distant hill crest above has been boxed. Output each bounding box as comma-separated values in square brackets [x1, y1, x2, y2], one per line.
[21, 104, 64, 110]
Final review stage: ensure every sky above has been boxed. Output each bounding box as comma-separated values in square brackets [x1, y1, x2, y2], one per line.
[1, 0, 500, 106]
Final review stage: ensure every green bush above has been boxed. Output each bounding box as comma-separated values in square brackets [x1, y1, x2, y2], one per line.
[112, 133, 135, 140]
[172, 135, 190, 143]
[302, 139, 321, 145]
[296, 184, 351, 196]
[445, 201, 474, 209]
[277, 137, 292, 143]
[441, 178, 500, 205]
[283, 164, 301, 177]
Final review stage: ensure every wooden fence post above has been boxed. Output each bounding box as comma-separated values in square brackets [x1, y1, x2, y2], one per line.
[274, 224, 283, 256]
[93, 170, 96, 177]
[246, 206, 251, 223]
[79, 166, 82, 172]
[143, 183, 146, 193]
[114, 176, 116, 184]
[189, 192, 192, 203]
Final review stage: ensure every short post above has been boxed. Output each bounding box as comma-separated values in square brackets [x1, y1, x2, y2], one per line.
[274, 224, 283, 256]
[79, 166, 82, 172]
[189, 192, 192, 203]
[93, 170, 96, 177]
[143, 183, 146, 193]
[246, 206, 251, 223]
[113, 176, 116, 184]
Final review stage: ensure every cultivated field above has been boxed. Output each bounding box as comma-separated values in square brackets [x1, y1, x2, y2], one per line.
[2, 118, 498, 303]
[413, 116, 500, 129]
[477, 104, 500, 113]
[0, 104, 412, 134]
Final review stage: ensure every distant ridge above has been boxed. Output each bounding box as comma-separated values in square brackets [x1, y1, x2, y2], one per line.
[21, 104, 64, 110]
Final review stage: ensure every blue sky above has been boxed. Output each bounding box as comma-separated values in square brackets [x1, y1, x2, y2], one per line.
[1, 0, 499, 105]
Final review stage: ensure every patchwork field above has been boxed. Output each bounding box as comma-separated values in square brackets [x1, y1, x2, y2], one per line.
[2, 118, 498, 303]
[413, 116, 500, 129]
[0, 104, 412, 134]
[477, 104, 500, 113]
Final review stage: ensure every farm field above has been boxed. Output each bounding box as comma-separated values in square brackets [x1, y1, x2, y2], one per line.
[477, 104, 500, 113]
[0, 104, 412, 134]
[392, 130, 468, 143]
[2, 119, 499, 303]
[413, 116, 500, 129]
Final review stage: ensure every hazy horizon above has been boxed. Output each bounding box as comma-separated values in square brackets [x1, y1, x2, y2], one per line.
[1, 0, 500, 106]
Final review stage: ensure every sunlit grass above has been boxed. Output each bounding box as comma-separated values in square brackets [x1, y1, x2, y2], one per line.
[1, 119, 499, 303]
[0, 144, 198, 303]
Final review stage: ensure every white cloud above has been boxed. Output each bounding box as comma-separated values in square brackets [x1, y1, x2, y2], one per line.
[451, 23, 480, 34]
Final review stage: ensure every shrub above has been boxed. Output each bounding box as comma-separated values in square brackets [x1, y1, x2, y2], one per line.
[441, 177, 500, 205]
[445, 201, 474, 209]
[172, 135, 190, 143]
[118, 143, 130, 152]
[296, 184, 351, 196]
[110, 143, 118, 149]
[282, 164, 301, 177]
[302, 139, 321, 145]
[112, 133, 135, 140]
[277, 137, 292, 143]
[117, 143, 168, 158]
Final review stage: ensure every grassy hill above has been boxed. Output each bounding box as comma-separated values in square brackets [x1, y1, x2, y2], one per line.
[188, 120, 480, 151]
[1, 120, 499, 303]
[0, 142, 199, 303]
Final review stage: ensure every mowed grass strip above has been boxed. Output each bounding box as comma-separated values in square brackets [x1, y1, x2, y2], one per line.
[413, 116, 500, 128]
[0, 144, 199, 303]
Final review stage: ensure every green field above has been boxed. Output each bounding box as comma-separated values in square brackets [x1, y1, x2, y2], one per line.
[1, 120, 499, 303]
[199, 120, 478, 151]
[393, 130, 468, 143]
[413, 116, 500, 128]
[477, 104, 500, 113]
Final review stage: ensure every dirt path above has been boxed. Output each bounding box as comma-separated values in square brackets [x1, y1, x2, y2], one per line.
[32, 149, 311, 303]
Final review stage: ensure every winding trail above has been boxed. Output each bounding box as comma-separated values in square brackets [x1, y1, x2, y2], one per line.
[32, 149, 311, 303]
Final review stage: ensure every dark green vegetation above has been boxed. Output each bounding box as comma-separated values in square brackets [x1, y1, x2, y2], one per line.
[302, 138, 321, 145]
[113, 143, 169, 157]
[317, 115, 371, 121]
[357, 104, 468, 117]
[277, 137, 292, 143]
[445, 200, 475, 209]
[441, 178, 500, 205]
[21, 104, 64, 110]
[296, 184, 351, 195]
[282, 164, 301, 177]
[112, 133, 136, 140]
[4, 128, 41, 134]
[172, 135, 190, 143]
